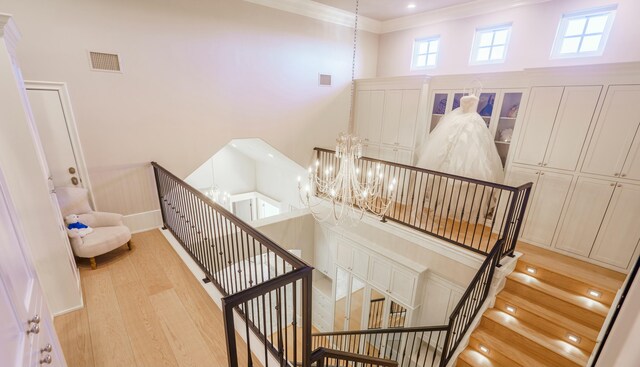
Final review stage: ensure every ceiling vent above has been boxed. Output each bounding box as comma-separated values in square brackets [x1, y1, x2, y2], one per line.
[89, 51, 121, 72]
[318, 74, 332, 87]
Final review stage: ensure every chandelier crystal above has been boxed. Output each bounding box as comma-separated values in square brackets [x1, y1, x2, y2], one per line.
[298, 133, 396, 223]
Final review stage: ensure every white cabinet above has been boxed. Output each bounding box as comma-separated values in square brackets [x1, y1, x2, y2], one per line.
[314, 223, 336, 278]
[336, 238, 369, 280]
[554, 177, 615, 256]
[590, 183, 640, 268]
[514, 86, 601, 171]
[369, 257, 417, 305]
[312, 285, 333, 332]
[582, 85, 640, 180]
[552, 179, 640, 269]
[507, 166, 573, 246]
[355, 90, 384, 144]
[354, 77, 428, 165]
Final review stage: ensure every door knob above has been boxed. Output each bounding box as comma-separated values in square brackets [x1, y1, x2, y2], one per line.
[27, 324, 40, 335]
[41, 344, 53, 353]
[68, 167, 77, 174]
[39, 355, 52, 365]
[71, 177, 79, 185]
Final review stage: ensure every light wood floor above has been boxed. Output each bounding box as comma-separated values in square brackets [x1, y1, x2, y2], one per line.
[54, 229, 255, 367]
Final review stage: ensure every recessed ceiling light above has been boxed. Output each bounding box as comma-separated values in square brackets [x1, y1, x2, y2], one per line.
[567, 333, 581, 344]
[506, 305, 517, 314]
[231, 143, 237, 148]
[479, 344, 490, 354]
[525, 266, 537, 274]
[407, 3, 416, 9]
[268, 153, 274, 158]
[588, 289, 602, 298]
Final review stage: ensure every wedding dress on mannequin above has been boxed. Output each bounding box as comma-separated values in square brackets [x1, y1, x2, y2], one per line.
[416, 94, 504, 223]
[417, 94, 504, 182]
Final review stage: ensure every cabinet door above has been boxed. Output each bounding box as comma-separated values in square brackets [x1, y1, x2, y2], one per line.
[336, 240, 353, 271]
[363, 144, 380, 160]
[621, 130, 640, 180]
[351, 246, 370, 280]
[522, 171, 573, 246]
[544, 86, 601, 170]
[582, 85, 640, 177]
[389, 268, 416, 305]
[513, 87, 564, 166]
[369, 257, 392, 292]
[396, 149, 413, 165]
[505, 166, 540, 231]
[356, 90, 384, 144]
[554, 177, 615, 256]
[590, 183, 640, 268]
[397, 90, 420, 148]
[380, 91, 403, 146]
[379, 146, 397, 163]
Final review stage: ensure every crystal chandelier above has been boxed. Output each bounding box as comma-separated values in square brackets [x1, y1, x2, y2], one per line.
[298, 0, 396, 223]
[299, 133, 395, 222]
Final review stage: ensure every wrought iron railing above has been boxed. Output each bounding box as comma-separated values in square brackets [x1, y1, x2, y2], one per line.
[153, 153, 532, 367]
[312, 326, 449, 367]
[440, 239, 505, 365]
[310, 348, 398, 367]
[153, 162, 313, 366]
[313, 148, 531, 258]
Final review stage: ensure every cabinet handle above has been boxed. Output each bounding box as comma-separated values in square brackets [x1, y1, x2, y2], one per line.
[610, 183, 615, 186]
[543, 163, 548, 166]
[540, 172, 545, 176]
[621, 174, 627, 177]
[614, 173, 620, 177]
[618, 184, 623, 188]
[41, 344, 53, 353]
[29, 314, 41, 324]
[27, 324, 40, 335]
[538, 162, 542, 166]
[40, 355, 52, 365]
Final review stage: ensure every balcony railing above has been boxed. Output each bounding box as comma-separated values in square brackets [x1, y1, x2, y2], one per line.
[313, 148, 532, 259]
[153, 162, 313, 366]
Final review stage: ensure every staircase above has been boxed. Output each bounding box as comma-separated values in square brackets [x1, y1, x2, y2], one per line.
[457, 243, 626, 367]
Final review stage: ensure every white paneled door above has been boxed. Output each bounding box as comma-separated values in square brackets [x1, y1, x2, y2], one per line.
[0, 172, 65, 366]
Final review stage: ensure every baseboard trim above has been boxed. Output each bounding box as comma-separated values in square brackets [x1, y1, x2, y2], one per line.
[123, 210, 162, 233]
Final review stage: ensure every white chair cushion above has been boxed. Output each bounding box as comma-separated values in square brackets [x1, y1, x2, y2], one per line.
[56, 187, 93, 217]
[71, 226, 131, 258]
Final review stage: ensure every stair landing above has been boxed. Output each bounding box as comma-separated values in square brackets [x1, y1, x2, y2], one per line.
[456, 241, 626, 367]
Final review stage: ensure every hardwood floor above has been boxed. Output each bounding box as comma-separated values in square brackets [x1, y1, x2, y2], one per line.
[54, 229, 255, 367]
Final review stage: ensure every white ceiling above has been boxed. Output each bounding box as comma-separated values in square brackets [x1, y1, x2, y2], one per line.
[314, 0, 477, 21]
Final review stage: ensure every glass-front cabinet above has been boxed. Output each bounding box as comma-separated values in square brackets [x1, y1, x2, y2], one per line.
[428, 88, 525, 167]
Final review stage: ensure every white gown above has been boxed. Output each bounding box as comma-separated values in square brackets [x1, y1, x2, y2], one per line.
[416, 95, 504, 222]
[417, 95, 504, 183]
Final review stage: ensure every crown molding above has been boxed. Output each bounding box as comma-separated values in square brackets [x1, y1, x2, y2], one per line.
[380, 0, 553, 33]
[0, 14, 21, 57]
[244, 0, 382, 34]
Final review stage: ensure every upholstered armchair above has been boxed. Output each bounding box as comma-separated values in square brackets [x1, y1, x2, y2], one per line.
[56, 187, 132, 269]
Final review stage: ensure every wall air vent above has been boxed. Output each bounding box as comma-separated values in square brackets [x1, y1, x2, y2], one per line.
[89, 51, 121, 72]
[319, 73, 332, 87]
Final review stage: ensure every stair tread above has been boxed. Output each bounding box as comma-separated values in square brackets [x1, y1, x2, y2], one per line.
[471, 327, 546, 367]
[508, 271, 610, 317]
[497, 290, 600, 341]
[484, 309, 590, 366]
[459, 349, 511, 367]
[517, 242, 625, 293]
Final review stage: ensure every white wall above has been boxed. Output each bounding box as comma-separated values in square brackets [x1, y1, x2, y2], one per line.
[1, 0, 379, 216]
[256, 161, 306, 212]
[377, 0, 640, 77]
[595, 269, 640, 367]
[254, 212, 315, 264]
[185, 145, 256, 196]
